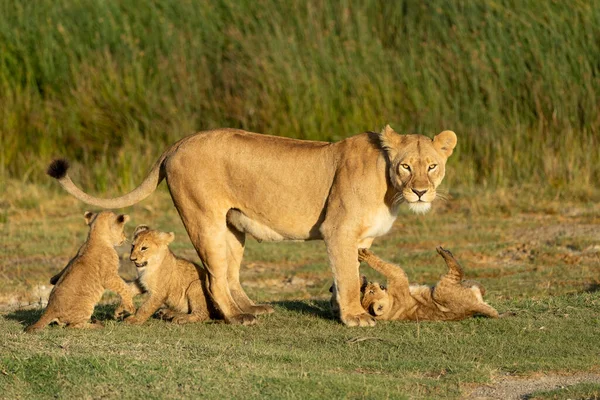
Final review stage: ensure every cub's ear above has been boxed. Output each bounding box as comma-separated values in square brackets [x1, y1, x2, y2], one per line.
[378, 124, 403, 161]
[84, 211, 96, 226]
[133, 225, 150, 238]
[433, 130, 457, 159]
[116, 214, 130, 225]
[159, 232, 175, 244]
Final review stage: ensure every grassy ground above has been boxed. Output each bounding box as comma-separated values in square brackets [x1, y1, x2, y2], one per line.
[1, 184, 599, 398]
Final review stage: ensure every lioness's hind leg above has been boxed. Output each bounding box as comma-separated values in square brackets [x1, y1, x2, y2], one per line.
[185, 218, 255, 325]
[226, 227, 274, 316]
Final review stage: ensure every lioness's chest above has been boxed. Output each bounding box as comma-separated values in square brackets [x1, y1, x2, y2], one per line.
[361, 206, 398, 239]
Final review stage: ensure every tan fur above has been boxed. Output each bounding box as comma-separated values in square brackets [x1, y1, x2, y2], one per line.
[124, 226, 214, 325]
[355, 247, 499, 321]
[49, 126, 456, 326]
[25, 211, 135, 333]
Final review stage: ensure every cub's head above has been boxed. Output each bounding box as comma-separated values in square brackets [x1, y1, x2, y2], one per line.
[379, 125, 457, 214]
[84, 211, 130, 246]
[129, 225, 174, 270]
[360, 276, 390, 317]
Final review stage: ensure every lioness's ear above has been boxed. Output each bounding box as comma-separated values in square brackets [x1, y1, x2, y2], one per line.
[84, 211, 95, 226]
[160, 232, 175, 244]
[116, 214, 130, 225]
[433, 130, 457, 159]
[378, 124, 402, 161]
[133, 225, 150, 237]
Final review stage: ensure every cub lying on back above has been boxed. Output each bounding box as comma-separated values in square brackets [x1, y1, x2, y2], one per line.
[25, 211, 135, 333]
[125, 225, 213, 325]
[354, 247, 498, 321]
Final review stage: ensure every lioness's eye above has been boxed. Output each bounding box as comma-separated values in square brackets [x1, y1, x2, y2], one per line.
[141, 246, 148, 252]
[401, 164, 411, 171]
[428, 164, 437, 171]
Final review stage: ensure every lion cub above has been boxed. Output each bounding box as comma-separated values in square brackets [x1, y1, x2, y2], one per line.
[25, 211, 135, 333]
[355, 247, 498, 321]
[125, 225, 213, 325]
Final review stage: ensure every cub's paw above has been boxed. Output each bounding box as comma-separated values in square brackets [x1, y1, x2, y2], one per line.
[124, 316, 145, 325]
[341, 312, 376, 327]
[357, 248, 374, 262]
[114, 303, 135, 320]
[155, 309, 176, 321]
[225, 313, 257, 326]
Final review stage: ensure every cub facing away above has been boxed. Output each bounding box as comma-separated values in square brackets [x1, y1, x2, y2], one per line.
[354, 247, 498, 322]
[25, 211, 135, 333]
[125, 225, 214, 325]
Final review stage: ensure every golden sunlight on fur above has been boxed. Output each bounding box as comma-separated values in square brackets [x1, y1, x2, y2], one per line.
[48, 125, 456, 327]
[124, 226, 215, 325]
[354, 247, 499, 322]
[25, 211, 135, 333]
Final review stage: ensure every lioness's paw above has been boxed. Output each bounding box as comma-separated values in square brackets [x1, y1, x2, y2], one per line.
[357, 248, 373, 262]
[245, 304, 275, 316]
[225, 313, 257, 326]
[342, 312, 376, 327]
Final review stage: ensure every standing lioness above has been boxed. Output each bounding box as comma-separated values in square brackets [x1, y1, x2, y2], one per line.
[47, 125, 457, 326]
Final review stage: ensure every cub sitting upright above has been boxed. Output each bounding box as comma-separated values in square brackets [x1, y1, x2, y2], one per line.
[25, 211, 135, 333]
[125, 225, 213, 325]
[356, 247, 499, 321]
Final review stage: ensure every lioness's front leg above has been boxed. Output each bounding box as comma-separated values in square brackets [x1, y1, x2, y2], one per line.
[324, 235, 375, 327]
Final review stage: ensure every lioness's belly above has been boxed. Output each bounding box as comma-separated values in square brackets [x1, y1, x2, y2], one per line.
[227, 209, 320, 242]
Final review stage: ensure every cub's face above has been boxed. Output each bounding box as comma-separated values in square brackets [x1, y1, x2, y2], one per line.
[379, 125, 457, 214]
[84, 211, 130, 246]
[361, 279, 390, 317]
[129, 226, 174, 270]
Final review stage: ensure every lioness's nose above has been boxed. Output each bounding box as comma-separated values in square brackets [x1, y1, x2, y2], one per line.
[130, 255, 137, 262]
[412, 189, 427, 198]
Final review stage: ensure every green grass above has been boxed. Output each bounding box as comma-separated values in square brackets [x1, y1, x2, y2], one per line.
[1, 187, 599, 398]
[1, 0, 599, 191]
[1, 295, 599, 399]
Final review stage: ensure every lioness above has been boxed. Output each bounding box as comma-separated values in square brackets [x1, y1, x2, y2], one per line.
[25, 211, 135, 333]
[125, 225, 214, 325]
[356, 247, 499, 321]
[47, 125, 457, 326]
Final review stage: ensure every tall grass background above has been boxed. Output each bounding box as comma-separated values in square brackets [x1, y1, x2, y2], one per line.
[1, 0, 598, 195]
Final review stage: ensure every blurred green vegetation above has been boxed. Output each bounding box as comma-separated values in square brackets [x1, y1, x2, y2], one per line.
[0, 0, 598, 193]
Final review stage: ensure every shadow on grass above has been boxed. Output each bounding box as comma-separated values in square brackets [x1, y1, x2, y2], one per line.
[583, 283, 600, 293]
[4, 304, 118, 328]
[273, 299, 336, 321]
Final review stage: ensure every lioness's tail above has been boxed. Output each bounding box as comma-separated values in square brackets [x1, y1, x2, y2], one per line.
[47, 153, 167, 209]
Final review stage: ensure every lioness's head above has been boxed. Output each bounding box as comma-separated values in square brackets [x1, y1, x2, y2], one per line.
[360, 276, 390, 317]
[129, 225, 174, 270]
[84, 210, 130, 246]
[379, 125, 457, 214]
